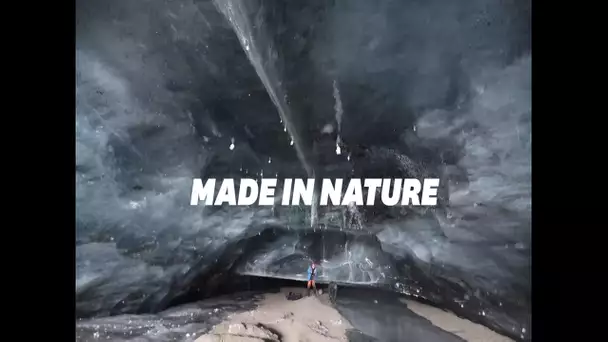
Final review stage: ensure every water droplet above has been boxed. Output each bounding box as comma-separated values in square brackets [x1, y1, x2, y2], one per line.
[522, 328, 526, 333]
[284, 127, 287, 132]
[229, 143, 235, 150]
[268, 157, 272, 164]
[290, 139, 294, 146]
[336, 144, 341, 155]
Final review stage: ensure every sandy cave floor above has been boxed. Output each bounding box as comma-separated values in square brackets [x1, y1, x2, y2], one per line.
[195, 287, 513, 342]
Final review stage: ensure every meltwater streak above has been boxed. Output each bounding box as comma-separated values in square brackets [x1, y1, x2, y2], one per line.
[213, 0, 326, 228]
[212, 0, 315, 178]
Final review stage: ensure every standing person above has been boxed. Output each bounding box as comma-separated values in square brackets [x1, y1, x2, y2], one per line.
[307, 262, 318, 296]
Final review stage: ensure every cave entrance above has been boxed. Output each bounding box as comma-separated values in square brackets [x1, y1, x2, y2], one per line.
[168, 274, 333, 309]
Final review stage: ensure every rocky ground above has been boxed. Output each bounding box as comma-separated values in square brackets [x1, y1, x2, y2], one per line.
[402, 299, 514, 342]
[76, 286, 516, 341]
[194, 287, 514, 342]
[196, 288, 351, 342]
